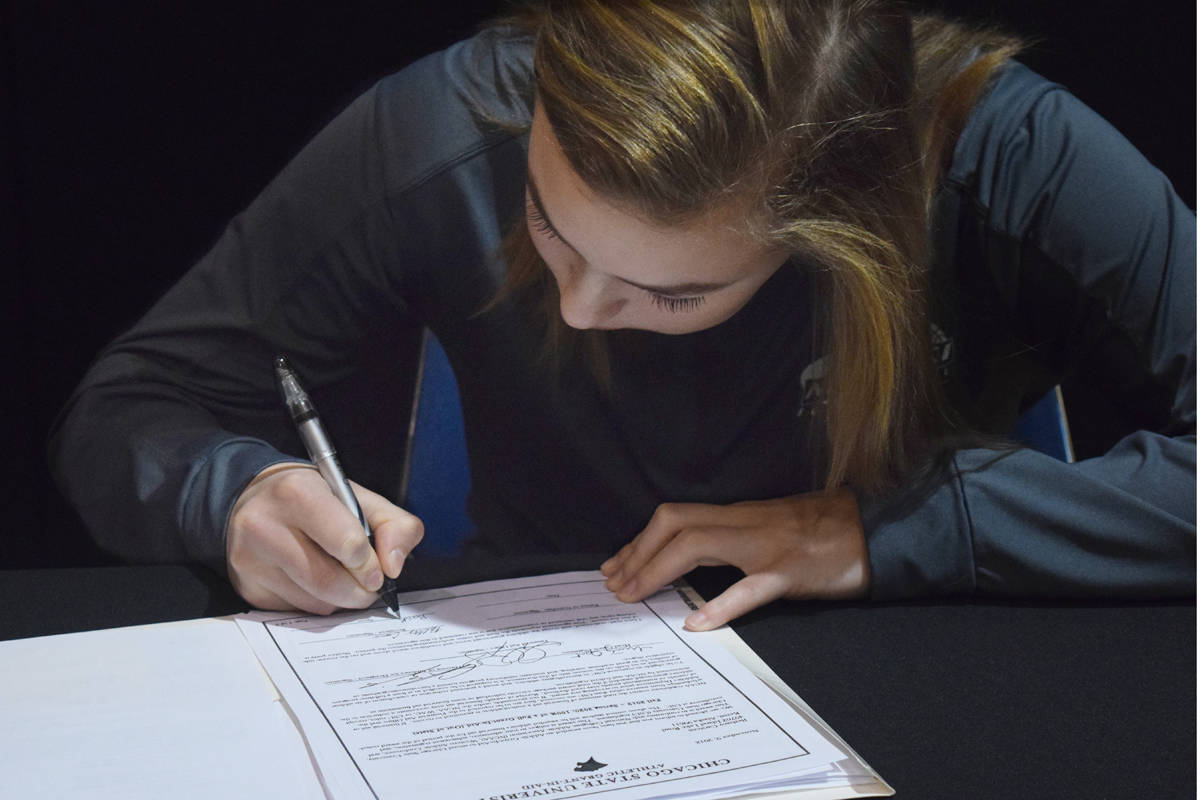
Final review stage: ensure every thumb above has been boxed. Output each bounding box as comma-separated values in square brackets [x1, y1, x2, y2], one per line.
[352, 483, 424, 579]
[684, 572, 790, 632]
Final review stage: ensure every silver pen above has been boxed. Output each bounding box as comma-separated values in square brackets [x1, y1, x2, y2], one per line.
[274, 355, 400, 611]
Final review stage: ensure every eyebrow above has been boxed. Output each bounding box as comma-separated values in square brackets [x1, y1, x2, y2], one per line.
[525, 172, 735, 298]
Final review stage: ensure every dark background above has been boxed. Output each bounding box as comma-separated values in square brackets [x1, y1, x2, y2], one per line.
[3, 1, 1195, 569]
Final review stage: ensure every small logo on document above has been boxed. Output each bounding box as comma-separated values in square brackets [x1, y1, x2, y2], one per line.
[574, 757, 607, 772]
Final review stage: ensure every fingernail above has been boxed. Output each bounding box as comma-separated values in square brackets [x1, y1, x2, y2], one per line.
[683, 610, 709, 631]
[388, 548, 406, 578]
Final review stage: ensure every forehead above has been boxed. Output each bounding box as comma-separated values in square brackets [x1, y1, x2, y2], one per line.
[527, 103, 775, 286]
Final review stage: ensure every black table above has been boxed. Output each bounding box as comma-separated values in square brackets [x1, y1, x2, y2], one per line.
[2, 558, 1193, 799]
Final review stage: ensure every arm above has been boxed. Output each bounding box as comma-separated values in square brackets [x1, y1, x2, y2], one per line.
[604, 64, 1194, 623]
[47, 76, 423, 590]
[49, 79, 396, 566]
[48, 32, 532, 608]
[864, 63, 1195, 599]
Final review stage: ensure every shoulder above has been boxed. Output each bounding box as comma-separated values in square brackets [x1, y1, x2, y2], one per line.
[943, 63, 1070, 228]
[369, 26, 534, 193]
[946, 61, 1074, 185]
[933, 58, 1195, 298]
[943, 61, 1184, 243]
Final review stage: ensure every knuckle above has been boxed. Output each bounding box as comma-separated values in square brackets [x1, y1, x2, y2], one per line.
[651, 503, 680, 527]
[232, 505, 274, 541]
[337, 531, 373, 569]
[399, 515, 425, 544]
[272, 469, 316, 506]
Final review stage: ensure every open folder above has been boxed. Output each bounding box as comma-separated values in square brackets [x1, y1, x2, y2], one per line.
[1, 571, 891, 799]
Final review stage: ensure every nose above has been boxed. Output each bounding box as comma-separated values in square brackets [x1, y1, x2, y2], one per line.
[556, 266, 624, 329]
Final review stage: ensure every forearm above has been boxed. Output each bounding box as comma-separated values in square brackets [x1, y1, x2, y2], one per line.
[47, 74, 413, 568]
[862, 433, 1196, 599]
[49, 367, 302, 572]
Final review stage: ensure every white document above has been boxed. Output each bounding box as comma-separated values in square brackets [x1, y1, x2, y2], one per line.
[0, 617, 326, 800]
[237, 571, 891, 800]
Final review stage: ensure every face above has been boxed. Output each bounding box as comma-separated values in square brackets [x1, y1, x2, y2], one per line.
[525, 103, 788, 335]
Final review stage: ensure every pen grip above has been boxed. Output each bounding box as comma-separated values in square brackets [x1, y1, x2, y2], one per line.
[297, 419, 372, 539]
[314, 456, 370, 532]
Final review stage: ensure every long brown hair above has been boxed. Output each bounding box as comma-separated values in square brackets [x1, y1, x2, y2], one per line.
[495, 0, 1020, 493]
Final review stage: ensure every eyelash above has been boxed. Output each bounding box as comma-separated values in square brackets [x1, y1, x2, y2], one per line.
[525, 198, 559, 241]
[649, 293, 707, 313]
[527, 191, 707, 314]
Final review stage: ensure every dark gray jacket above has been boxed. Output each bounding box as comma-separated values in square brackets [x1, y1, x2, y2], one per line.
[49, 28, 1196, 599]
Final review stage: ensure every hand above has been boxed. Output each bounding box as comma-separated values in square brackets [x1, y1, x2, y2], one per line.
[600, 488, 869, 631]
[226, 463, 424, 614]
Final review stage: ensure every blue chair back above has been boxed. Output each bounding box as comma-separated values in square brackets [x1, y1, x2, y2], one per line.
[401, 330, 473, 555]
[1011, 386, 1075, 462]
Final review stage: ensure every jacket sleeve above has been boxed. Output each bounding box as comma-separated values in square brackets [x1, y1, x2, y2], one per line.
[862, 64, 1196, 599]
[47, 33, 531, 574]
[47, 79, 413, 573]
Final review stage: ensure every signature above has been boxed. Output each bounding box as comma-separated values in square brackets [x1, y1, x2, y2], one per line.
[360, 640, 561, 688]
[371, 625, 443, 639]
[303, 623, 443, 645]
[556, 643, 659, 658]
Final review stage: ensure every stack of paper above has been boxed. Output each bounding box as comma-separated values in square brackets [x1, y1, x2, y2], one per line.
[1, 618, 325, 799]
[237, 571, 892, 800]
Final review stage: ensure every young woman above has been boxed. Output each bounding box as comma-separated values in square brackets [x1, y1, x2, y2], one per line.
[50, 1, 1195, 627]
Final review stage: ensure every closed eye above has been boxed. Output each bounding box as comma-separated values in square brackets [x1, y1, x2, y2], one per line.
[525, 192, 560, 242]
[648, 293, 706, 313]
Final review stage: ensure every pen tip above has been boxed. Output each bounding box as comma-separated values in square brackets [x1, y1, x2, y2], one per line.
[274, 355, 290, 371]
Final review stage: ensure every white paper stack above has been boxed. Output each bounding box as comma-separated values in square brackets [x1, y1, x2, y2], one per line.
[236, 571, 892, 800]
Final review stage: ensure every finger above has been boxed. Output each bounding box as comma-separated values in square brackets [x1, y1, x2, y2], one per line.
[283, 526, 382, 609]
[228, 522, 358, 614]
[606, 503, 723, 589]
[232, 492, 379, 609]
[228, 563, 293, 612]
[270, 470, 384, 593]
[613, 524, 734, 603]
[354, 483, 424, 579]
[683, 572, 791, 632]
[601, 540, 638, 581]
[252, 569, 341, 616]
